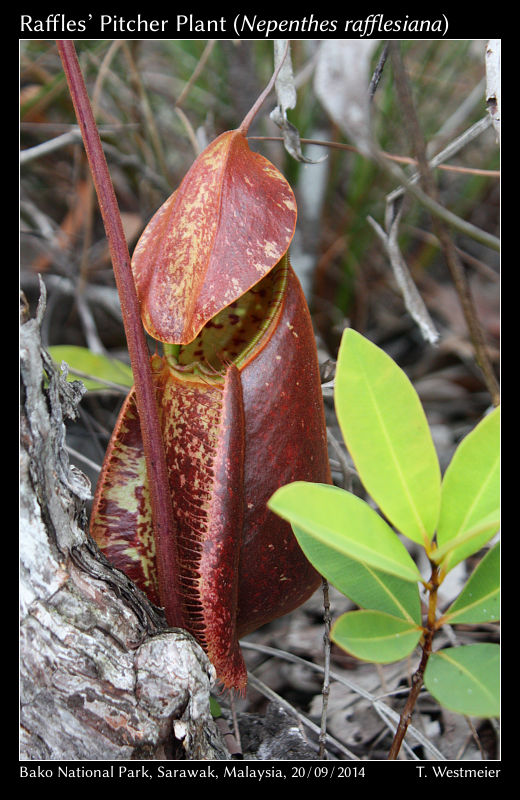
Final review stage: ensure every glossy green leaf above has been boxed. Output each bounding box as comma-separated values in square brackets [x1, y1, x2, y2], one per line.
[48, 345, 133, 391]
[334, 329, 441, 546]
[332, 610, 422, 663]
[268, 482, 422, 583]
[436, 407, 500, 568]
[424, 644, 499, 717]
[443, 542, 500, 625]
[433, 510, 500, 573]
[293, 525, 421, 622]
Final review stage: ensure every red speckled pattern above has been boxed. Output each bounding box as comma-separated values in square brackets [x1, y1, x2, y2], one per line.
[90, 259, 330, 690]
[91, 120, 328, 689]
[132, 131, 297, 345]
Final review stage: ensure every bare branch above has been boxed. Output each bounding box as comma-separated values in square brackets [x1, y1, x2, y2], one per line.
[367, 208, 440, 345]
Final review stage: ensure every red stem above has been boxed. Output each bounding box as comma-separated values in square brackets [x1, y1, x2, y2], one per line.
[238, 40, 290, 135]
[57, 40, 183, 628]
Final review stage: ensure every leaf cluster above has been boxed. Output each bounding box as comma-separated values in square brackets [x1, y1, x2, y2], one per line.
[269, 329, 499, 719]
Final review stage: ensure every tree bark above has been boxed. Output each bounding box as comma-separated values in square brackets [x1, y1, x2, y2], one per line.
[19, 284, 228, 761]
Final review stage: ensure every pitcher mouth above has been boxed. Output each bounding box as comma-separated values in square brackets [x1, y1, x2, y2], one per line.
[163, 256, 289, 379]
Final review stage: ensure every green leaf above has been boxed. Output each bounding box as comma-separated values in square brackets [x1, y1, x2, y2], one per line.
[424, 644, 499, 717]
[433, 510, 500, 573]
[268, 482, 422, 583]
[443, 542, 500, 625]
[48, 345, 134, 392]
[293, 525, 421, 623]
[334, 329, 441, 546]
[436, 407, 500, 565]
[332, 610, 422, 663]
[209, 696, 222, 718]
